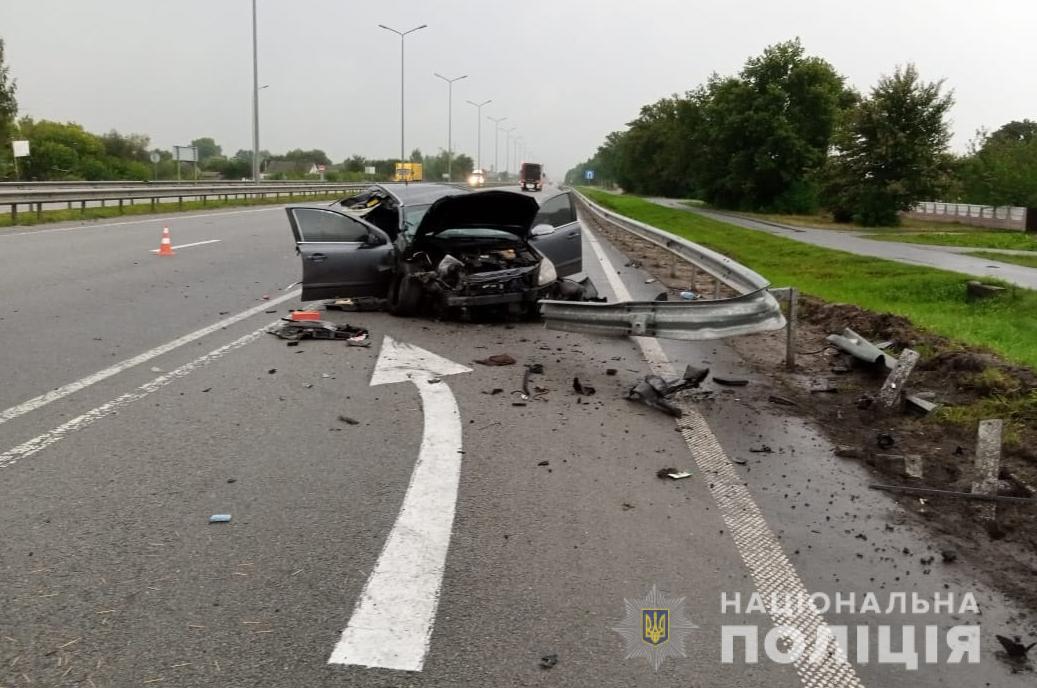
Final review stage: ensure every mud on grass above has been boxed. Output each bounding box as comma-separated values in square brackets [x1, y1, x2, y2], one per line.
[734, 297, 1037, 611]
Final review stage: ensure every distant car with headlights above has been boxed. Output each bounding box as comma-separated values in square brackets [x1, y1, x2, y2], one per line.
[468, 169, 485, 187]
[285, 183, 586, 317]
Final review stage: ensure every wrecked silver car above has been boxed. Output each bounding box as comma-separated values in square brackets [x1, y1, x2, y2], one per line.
[286, 184, 588, 317]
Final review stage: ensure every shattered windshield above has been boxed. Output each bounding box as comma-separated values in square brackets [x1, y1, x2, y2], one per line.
[402, 204, 431, 239]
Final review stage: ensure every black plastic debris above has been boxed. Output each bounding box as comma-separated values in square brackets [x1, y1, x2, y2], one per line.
[768, 394, 796, 406]
[876, 432, 896, 450]
[539, 654, 559, 670]
[338, 415, 360, 425]
[606, 368, 618, 376]
[268, 319, 369, 345]
[572, 377, 596, 396]
[714, 377, 748, 387]
[474, 353, 516, 366]
[749, 445, 774, 454]
[626, 365, 709, 417]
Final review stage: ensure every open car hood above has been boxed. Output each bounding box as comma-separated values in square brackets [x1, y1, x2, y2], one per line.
[414, 190, 540, 240]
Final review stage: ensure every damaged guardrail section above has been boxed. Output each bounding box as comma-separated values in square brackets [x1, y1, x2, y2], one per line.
[539, 192, 787, 340]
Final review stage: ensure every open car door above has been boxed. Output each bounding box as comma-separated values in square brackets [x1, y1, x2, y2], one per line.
[286, 206, 394, 302]
[528, 191, 582, 276]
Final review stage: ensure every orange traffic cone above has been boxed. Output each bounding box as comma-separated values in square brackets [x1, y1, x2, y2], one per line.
[157, 226, 175, 256]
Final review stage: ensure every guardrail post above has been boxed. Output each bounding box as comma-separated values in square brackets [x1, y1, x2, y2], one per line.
[202, 194, 207, 207]
[67, 201, 72, 210]
[80, 201, 86, 216]
[10, 203, 16, 224]
[178, 196, 183, 210]
[118, 198, 124, 214]
[785, 287, 798, 370]
[35, 203, 42, 222]
[151, 198, 156, 212]
[713, 275, 721, 299]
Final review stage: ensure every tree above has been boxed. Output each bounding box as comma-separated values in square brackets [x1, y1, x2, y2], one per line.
[955, 120, 1037, 207]
[822, 64, 954, 225]
[0, 38, 18, 178]
[191, 137, 221, 162]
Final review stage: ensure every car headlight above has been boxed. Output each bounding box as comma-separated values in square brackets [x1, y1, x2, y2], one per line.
[537, 256, 557, 286]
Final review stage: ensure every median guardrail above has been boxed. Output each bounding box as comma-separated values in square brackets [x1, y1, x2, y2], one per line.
[1, 182, 372, 223]
[539, 191, 789, 344]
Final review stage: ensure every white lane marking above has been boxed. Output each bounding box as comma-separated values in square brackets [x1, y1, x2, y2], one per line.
[0, 322, 275, 470]
[149, 239, 222, 252]
[582, 220, 865, 687]
[329, 336, 472, 672]
[0, 207, 280, 239]
[0, 290, 301, 427]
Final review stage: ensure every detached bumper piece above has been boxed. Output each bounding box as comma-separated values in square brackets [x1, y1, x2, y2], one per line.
[268, 319, 370, 346]
[538, 289, 785, 341]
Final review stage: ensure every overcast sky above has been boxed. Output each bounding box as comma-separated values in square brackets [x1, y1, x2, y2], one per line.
[2, 1, 1034, 176]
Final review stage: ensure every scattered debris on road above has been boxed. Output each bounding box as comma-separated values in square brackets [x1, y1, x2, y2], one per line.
[713, 377, 748, 387]
[209, 514, 232, 524]
[656, 467, 692, 480]
[337, 415, 360, 426]
[539, 654, 559, 670]
[768, 394, 796, 406]
[626, 365, 709, 417]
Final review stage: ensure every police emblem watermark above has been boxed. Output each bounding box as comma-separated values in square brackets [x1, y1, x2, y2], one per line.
[613, 585, 697, 670]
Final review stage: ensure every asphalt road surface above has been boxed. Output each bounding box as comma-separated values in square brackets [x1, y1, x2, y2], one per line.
[648, 197, 1037, 291]
[0, 187, 1029, 686]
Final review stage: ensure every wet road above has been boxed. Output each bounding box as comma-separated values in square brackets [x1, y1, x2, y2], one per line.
[0, 188, 1030, 686]
[648, 197, 1037, 290]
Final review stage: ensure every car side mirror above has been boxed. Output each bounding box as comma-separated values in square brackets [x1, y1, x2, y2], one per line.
[530, 223, 555, 237]
[363, 233, 386, 247]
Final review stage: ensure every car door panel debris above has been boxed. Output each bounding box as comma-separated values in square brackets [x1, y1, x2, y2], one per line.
[626, 365, 710, 417]
[268, 319, 369, 345]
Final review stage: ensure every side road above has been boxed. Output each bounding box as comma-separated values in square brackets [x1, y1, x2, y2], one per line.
[647, 197, 1037, 291]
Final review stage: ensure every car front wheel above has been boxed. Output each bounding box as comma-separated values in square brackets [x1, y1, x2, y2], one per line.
[388, 274, 422, 316]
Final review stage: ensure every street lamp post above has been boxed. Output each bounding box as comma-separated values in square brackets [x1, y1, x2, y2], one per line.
[378, 23, 428, 163]
[434, 72, 467, 182]
[465, 98, 492, 171]
[503, 126, 516, 177]
[251, 0, 260, 183]
[486, 115, 507, 179]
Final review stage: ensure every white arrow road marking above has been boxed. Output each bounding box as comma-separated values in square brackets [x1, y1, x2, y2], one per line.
[0, 290, 301, 427]
[329, 335, 472, 672]
[149, 239, 222, 252]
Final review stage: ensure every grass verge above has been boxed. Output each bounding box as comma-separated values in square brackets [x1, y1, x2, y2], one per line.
[579, 187, 1037, 370]
[738, 211, 996, 234]
[0, 192, 343, 229]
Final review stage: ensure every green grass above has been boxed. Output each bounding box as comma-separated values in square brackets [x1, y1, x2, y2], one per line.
[579, 187, 1037, 370]
[0, 192, 343, 230]
[966, 251, 1037, 269]
[866, 231, 1037, 251]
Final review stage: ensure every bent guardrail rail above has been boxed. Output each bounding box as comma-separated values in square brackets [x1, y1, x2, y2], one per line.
[539, 191, 787, 341]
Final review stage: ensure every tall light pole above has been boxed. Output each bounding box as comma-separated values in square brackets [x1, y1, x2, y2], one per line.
[466, 98, 492, 171]
[503, 126, 516, 177]
[378, 23, 428, 163]
[251, 0, 260, 183]
[434, 72, 467, 182]
[486, 115, 507, 178]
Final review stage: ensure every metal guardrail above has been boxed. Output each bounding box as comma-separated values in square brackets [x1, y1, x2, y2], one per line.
[539, 191, 788, 342]
[1, 182, 371, 223]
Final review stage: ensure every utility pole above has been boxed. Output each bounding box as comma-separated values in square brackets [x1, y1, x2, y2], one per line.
[379, 23, 428, 163]
[466, 98, 492, 171]
[486, 115, 507, 179]
[251, 0, 260, 183]
[434, 73, 467, 181]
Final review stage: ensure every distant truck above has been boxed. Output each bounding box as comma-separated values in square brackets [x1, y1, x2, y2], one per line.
[519, 162, 543, 192]
[393, 162, 423, 182]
